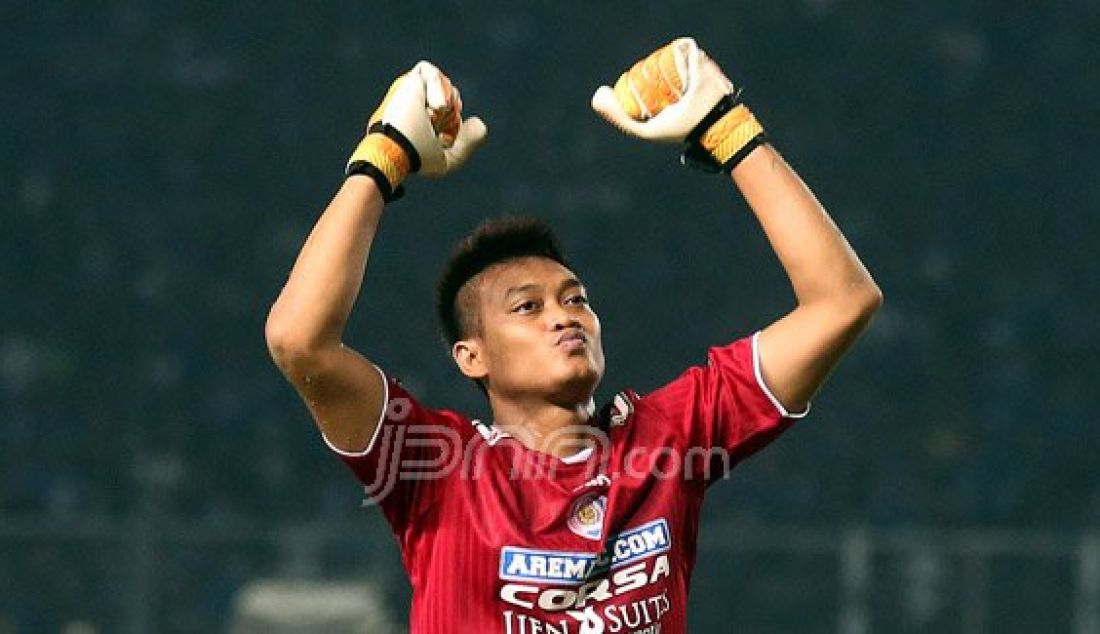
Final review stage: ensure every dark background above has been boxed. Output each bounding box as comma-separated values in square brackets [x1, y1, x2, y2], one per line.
[3, 1, 1098, 631]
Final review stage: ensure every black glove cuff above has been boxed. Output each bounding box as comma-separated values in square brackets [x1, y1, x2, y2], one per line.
[720, 132, 768, 172]
[680, 132, 768, 174]
[685, 91, 741, 144]
[345, 161, 405, 203]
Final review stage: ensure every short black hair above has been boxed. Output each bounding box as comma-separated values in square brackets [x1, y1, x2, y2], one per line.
[435, 216, 570, 348]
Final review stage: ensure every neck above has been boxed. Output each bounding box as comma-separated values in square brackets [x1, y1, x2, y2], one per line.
[488, 393, 597, 459]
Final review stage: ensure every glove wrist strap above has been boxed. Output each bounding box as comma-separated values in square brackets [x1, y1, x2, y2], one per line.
[682, 93, 767, 174]
[701, 103, 765, 167]
[346, 133, 412, 203]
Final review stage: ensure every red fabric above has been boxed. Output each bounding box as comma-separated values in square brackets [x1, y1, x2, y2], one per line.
[334, 336, 795, 633]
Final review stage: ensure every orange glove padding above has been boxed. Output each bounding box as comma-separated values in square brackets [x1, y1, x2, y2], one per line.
[592, 38, 766, 172]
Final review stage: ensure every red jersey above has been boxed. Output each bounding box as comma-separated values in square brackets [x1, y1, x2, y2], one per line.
[325, 333, 806, 633]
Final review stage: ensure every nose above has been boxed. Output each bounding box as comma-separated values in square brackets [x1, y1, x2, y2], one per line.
[547, 304, 582, 331]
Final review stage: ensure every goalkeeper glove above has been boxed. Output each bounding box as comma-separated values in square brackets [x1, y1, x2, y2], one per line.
[591, 37, 765, 172]
[346, 61, 488, 202]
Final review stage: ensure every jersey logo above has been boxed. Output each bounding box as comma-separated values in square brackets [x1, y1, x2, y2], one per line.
[571, 473, 612, 493]
[567, 493, 607, 540]
[471, 419, 511, 445]
[609, 392, 633, 427]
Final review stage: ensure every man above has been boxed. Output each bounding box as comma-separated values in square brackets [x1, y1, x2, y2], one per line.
[266, 38, 881, 633]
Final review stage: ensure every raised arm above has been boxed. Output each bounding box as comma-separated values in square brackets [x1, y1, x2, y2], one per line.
[732, 145, 880, 412]
[265, 177, 388, 453]
[265, 62, 487, 453]
[592, 37, 880, 413]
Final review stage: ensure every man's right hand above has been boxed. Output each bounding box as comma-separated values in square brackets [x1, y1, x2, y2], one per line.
[346, 61, 488, 202]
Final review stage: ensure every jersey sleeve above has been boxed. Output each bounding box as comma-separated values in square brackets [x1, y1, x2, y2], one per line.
[643, 332, 809, 481]
[320, 366, 475, 535]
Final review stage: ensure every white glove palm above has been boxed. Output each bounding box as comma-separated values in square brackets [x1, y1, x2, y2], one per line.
[371, 61, 488, 176]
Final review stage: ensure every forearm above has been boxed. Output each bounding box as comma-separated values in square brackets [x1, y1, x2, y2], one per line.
[732, 144, 880, 310]
[266, 176, 385, 353]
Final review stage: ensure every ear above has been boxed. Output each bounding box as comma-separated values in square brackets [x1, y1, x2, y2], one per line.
[452, 338, 489, 381]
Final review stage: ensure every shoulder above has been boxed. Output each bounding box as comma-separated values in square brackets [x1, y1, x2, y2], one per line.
[377, 374, 483, 443]
[637, 335, 758, 404]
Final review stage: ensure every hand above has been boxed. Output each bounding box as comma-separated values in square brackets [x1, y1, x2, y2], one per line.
[346, 61, 488, 201]
[591, 37, 766, 172]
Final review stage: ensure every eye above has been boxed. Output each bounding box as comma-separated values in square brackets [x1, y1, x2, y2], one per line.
[512, 300, 540, 313]
[566, 295, 589, 306]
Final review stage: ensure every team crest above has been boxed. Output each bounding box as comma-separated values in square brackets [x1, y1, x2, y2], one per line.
[567, 493, 607, 540]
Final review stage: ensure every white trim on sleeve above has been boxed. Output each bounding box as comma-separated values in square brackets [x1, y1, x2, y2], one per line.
[751, 332, 810, 419]
[321, 364, 391, 457]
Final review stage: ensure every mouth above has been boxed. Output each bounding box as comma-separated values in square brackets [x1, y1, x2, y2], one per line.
[556, 330, 587, 350]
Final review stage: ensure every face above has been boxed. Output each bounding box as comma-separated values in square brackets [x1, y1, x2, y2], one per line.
[453, 257, 605, 404]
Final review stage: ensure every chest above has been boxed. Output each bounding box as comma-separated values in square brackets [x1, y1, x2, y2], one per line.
[442, 432, 696, 557]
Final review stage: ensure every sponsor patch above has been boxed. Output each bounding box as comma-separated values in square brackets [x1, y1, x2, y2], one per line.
[499, 519, 671, 585]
